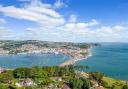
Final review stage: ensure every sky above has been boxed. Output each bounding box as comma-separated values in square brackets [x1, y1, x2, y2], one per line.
[0, 0, 128, 42]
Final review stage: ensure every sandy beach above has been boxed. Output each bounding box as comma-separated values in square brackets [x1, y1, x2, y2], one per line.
[59, 49, 92, 67]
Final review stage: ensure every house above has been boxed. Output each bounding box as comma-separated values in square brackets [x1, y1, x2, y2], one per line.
[0, 67, 6, 73]
[91, 80, 104, 89]
[51, 77, 63, 81]
[15, 79, 34, 87]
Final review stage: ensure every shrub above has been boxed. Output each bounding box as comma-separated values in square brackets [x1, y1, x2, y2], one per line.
[122, 84, 128, 89]
[0, 70, 14, 84]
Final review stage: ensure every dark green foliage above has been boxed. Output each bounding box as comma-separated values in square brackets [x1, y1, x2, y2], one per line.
[82, 78, 92, 89]
[68, 78, 92, 89]
[8, 86, 16, 89]
[78, 44, 91, 48]
[35, 78, 51, 87]
[122, 84, 128, 89]
[13, 68, 31, 78]
[68, 65, 75, 73]
[30, 67, 49, 78]
[69, 78, 83, 89]
[0, 83, 16, 89]
[0, 83, 9, 89]
[90, 72, 104, 83]
[0, 70, 14, 84]
[40, 66, 72, 77]
[0, 66, 125, 89]
[101, 80, 109, 88]
[13, 66, 73, 79]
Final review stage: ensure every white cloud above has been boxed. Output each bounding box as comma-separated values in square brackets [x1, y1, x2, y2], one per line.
[0, 18, 6, 24]
[63, 19, 99, 31]
[69, 15, 77, 23]
[21, 21, 128, 42]
[54, 0, 67, 9]
[0, 27, 15, 39]
[0, 0, 128, 42]
[0, 0, 65, 27]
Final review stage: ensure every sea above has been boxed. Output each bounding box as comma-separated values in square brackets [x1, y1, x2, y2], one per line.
[0, 43, 128, 80]
[0, 53, 69, 68]
[76, 43, 128, 80]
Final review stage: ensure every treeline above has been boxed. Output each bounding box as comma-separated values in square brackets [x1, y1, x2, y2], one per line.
[0, 66, 89, 89]
[0, 66, 128, 89]
[13, 66, 74, 78]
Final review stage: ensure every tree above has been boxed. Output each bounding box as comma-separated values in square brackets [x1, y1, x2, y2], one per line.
[90, 72, 104, 83]
[0, 83, 9, 89]
[0, 70, 14, 84]
[69, 78, 92, 89]
[13, 68, 31, 78]
[122, 84, 128, 89]
[82, 79, 92, 89]
[35, 78, 51, 87]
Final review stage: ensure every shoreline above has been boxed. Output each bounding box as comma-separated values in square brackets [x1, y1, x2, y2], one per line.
[0, 48, 92, 68]
[59, 49, 92, 67]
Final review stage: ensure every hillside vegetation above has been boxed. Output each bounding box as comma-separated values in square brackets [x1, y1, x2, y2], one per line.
[0, 66, 127, 89]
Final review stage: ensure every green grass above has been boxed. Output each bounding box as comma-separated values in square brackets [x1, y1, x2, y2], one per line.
[102, 77, 126, 89]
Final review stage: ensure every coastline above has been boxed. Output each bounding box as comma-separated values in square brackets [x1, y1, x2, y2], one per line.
[0, 43, 92, 68]
[59, 49, 92, 67]
[0, 51, 91, 72]
[0, 48, 92, 68]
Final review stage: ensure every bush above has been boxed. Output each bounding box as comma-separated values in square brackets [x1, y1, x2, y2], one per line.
[69, 78, 83, 89]
[13, 68, 31, 78]
[0, 70, 14, 84]
[82, 78, 92, 89]
[0, 83, 10, 89]
[68, 78, 91, 89]
[35, 78, 51, 87]
[90, 72, 104, 83]
[122, 84, 128, 89]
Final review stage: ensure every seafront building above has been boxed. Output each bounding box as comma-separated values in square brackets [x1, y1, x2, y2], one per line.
[0, 44, 91, 67]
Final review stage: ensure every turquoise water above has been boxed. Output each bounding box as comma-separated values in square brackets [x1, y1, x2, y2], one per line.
[0, 53, 69, 69]
[0, 43, 128, 80]
[76, 43, 128, 80]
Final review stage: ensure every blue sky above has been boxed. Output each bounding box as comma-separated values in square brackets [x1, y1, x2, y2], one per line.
[0, 0, 128, 42]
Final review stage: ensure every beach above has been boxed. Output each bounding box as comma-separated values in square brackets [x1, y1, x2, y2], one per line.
[59, 49, 92, 67]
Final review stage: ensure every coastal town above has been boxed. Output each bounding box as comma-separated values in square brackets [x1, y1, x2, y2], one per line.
[0, 41, 128, 89]
[0, 40, 93, 67]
